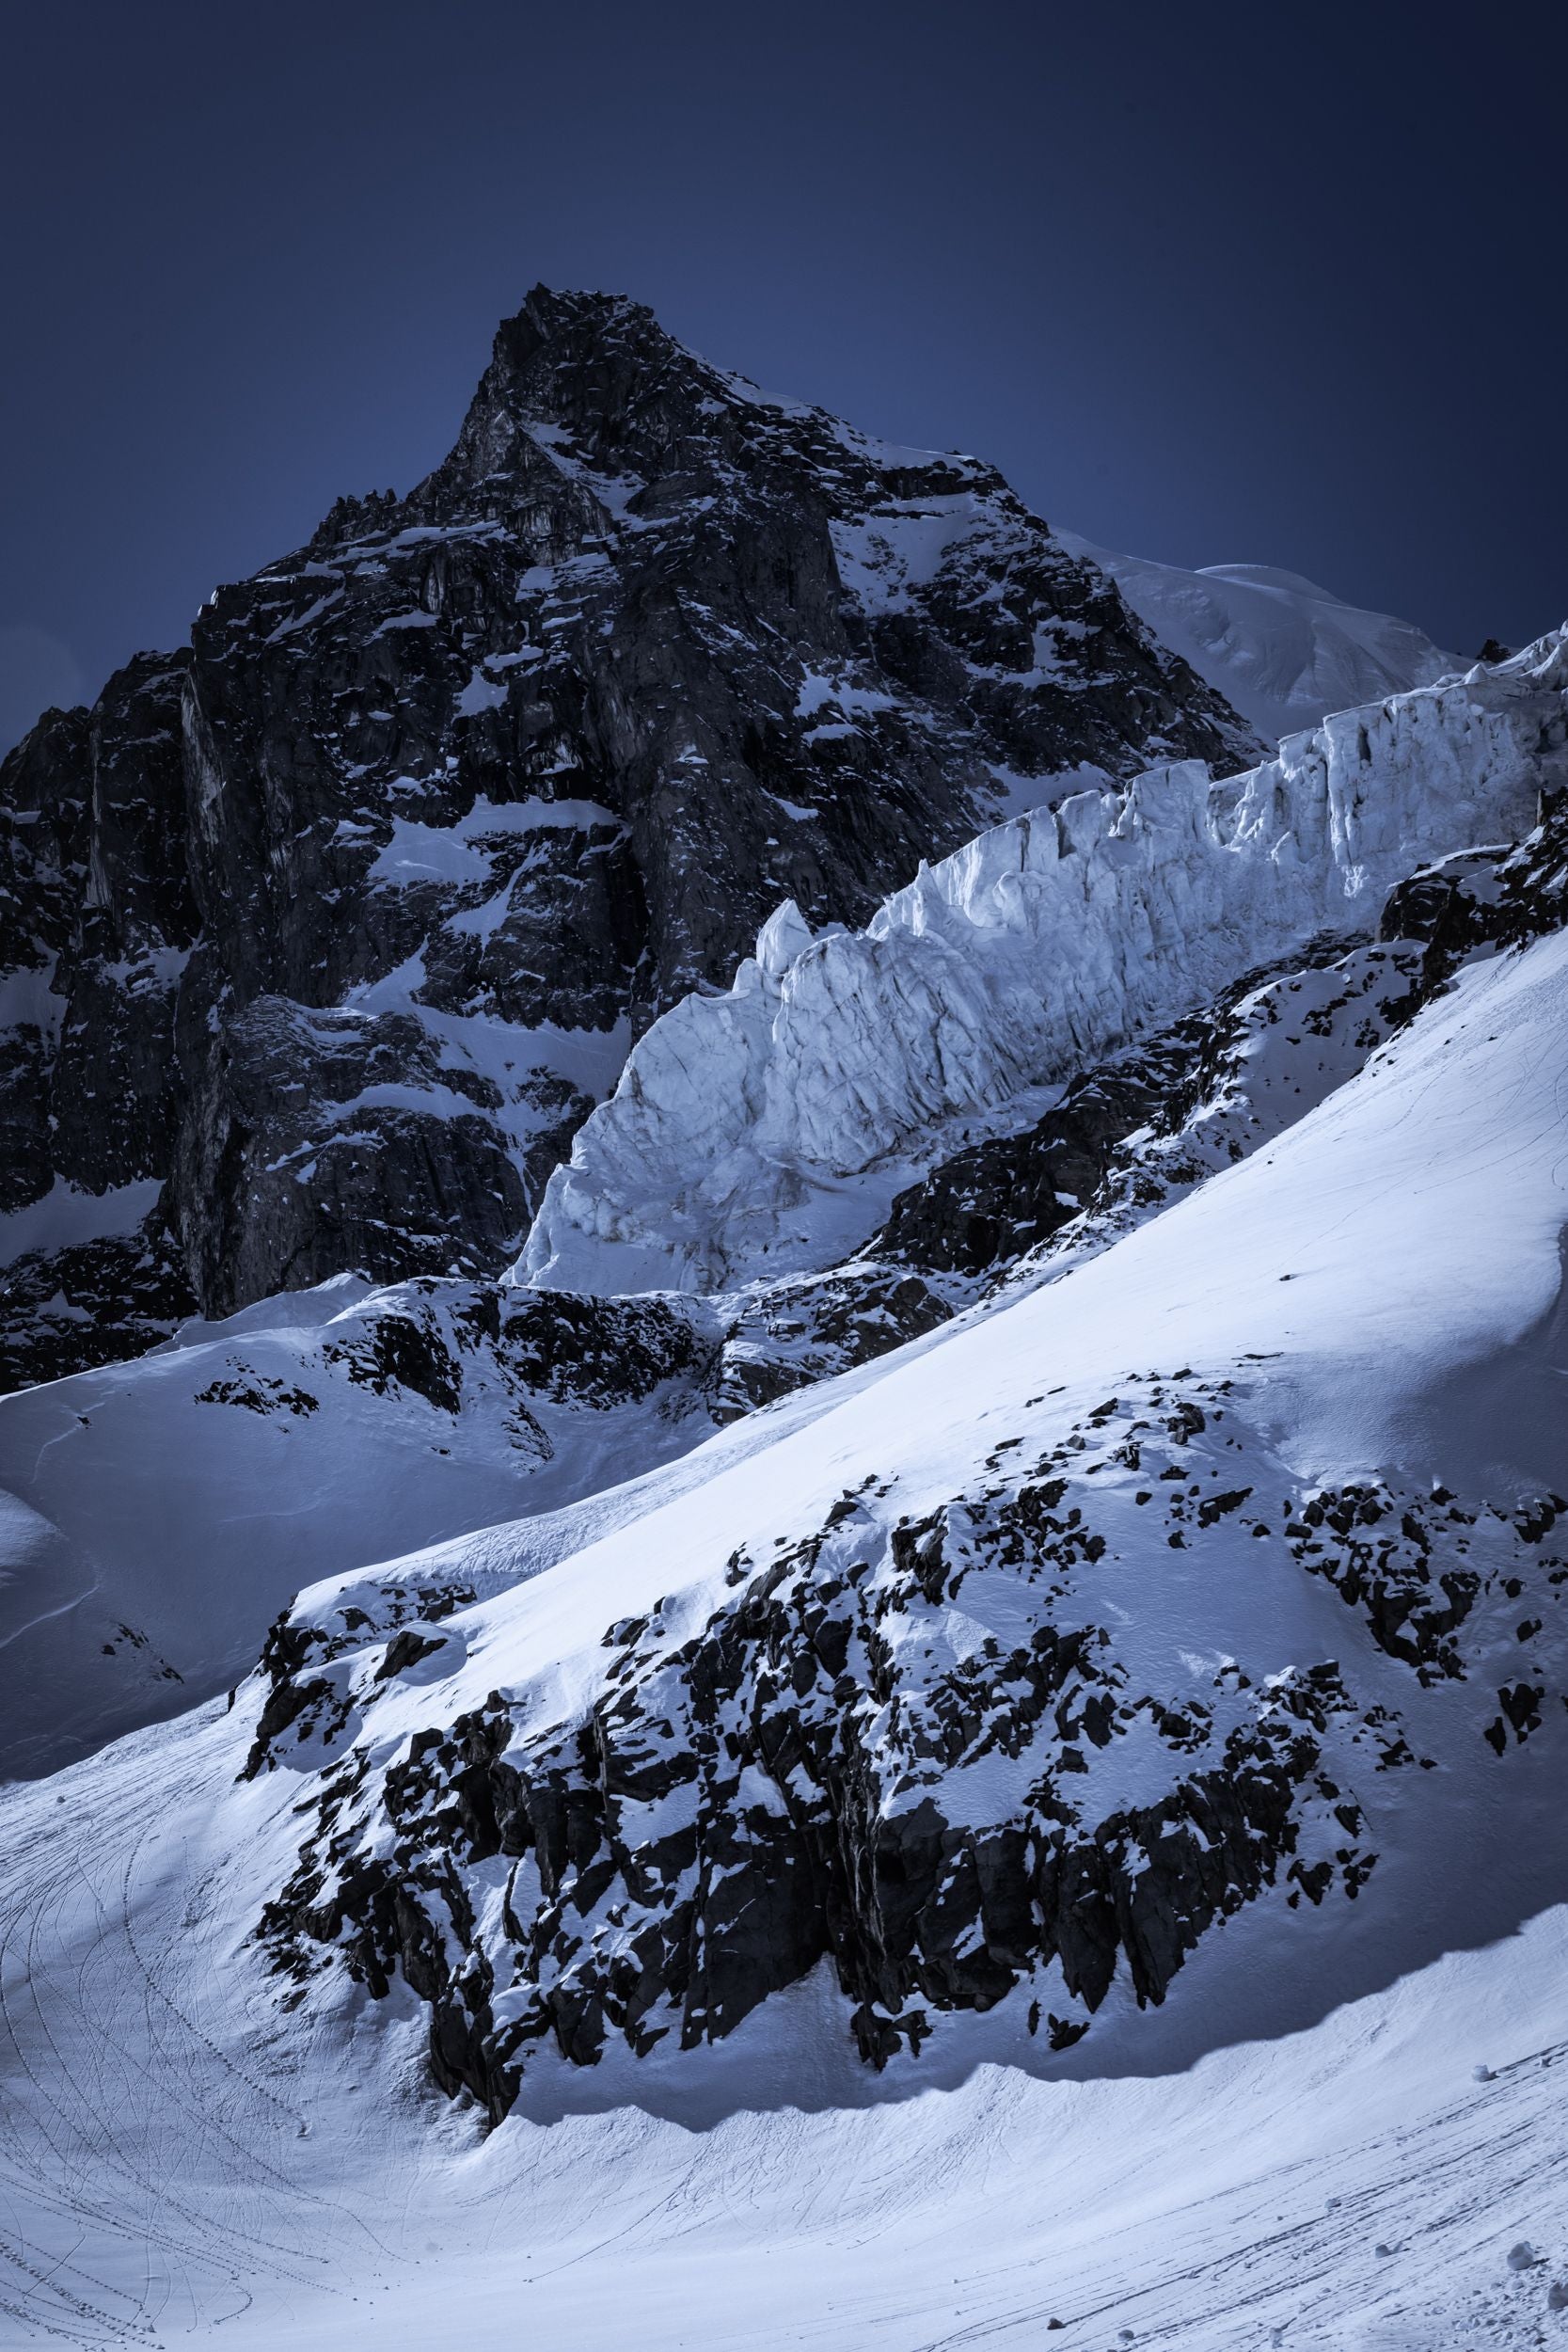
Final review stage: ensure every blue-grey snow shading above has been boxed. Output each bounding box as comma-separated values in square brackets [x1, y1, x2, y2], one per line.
[1059, 532, 1463, 746]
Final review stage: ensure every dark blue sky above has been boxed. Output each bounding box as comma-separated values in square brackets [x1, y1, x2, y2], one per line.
[2, 0, 1562, 751]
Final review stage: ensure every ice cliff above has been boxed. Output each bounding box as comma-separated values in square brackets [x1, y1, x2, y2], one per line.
[522, 631, 1568, 1294]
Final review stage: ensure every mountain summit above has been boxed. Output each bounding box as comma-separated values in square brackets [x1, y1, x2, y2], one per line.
[3, 289, 1568, 2350]
[0, 287, 1258, 1386]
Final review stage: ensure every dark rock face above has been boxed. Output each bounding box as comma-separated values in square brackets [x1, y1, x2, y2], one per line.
[168, 996, 540, 1311]
[711, 1265, 953, 1421]
[0, 655, 199, 1385]
[1377, 791, 1568, 975]
[309, 1276, 709, 1427]
[0, 286, 1256, 1389]
[0, 1221, 196, 1393]
[0, 655, 197, 1204]
[877, 1044, 1202, 1280]
[195, 1270, 713, 1470]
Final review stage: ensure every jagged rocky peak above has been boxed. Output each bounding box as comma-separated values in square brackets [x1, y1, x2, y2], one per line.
[391, 285, 807, 526]
[0, 284, 1257, 1388]
[279, 280, 1259, 860]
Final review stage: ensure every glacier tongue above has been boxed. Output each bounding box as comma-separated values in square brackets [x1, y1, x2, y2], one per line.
[521, 632, 1568, 1296]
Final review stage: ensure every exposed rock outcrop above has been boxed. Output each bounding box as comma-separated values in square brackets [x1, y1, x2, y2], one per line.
[252, 1363, 1568, 2122]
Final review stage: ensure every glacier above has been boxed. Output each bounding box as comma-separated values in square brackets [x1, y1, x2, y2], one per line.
[522, 630, 1567, 1295]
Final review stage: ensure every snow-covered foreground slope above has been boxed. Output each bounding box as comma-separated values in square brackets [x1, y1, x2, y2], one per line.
[5, 1700, 1568, 2351]
[7, 903, 1568, 2343]
[1059, 533, 1463, 745]
[251, 921, 1568, 2093]
[524, 630, 1565, 1295]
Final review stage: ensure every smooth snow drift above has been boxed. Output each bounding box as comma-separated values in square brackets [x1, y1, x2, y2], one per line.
[1060, 532, 1464, 744]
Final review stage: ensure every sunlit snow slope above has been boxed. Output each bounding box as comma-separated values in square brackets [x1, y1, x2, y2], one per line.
[7, 859, 1568, 2344]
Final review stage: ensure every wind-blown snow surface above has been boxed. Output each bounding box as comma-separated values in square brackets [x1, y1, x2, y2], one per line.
[0, 1273, 725, 1779]
[7, 910, 1568, 2344]
[523, 632, 1566, 1294]
[1058, 533, 1463, 745]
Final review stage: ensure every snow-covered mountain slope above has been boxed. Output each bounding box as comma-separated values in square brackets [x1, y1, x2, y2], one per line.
[7, 276, 1567, 2352]
[8, 859, 1568, 2345]
[523, 629, 1567, 1295]
[1058, 532, 1464, 744]
[0, 1273, 728, 1780]
[242, 915, 1568, 2105]
[7, 666, 1563, 1783]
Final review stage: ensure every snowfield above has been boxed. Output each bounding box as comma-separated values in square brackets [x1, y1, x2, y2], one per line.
[1058, 536, 1463, 747]
[5, 1705, 1568, 2351]
[0, 1271, 721, 1779]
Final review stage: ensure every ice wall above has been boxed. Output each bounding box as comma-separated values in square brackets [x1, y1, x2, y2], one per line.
[521, 633, 1568, 1295]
